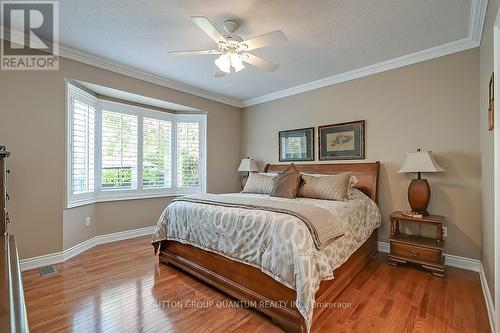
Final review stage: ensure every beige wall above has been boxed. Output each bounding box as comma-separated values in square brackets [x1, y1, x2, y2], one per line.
[0, 35, 488, 267]
[242, 49, 481, 259]
[62, 198, 171, 250]
[63, 204, 96, 250]
[0, 56, 241, 258]
[94, 198, 171, 236]
[479, 0, 500, 302]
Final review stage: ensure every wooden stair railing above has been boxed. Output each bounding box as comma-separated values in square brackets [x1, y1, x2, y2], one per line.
[0, 147, 29, 332]
[1, 235, 29, 332]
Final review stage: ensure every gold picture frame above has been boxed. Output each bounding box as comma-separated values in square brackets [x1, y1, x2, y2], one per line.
[489, 73, 494, 131]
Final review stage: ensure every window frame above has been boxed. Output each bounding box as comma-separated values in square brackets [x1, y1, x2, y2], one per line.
[66, 83, 207, 208]
[175, 114, 207, 195]
[66, 85, 98, 205]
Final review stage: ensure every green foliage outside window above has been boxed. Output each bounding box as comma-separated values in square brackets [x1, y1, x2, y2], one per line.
[179, 148, 199, 187]
[102, 167, 132, 188]
[143, 166, 164, 187]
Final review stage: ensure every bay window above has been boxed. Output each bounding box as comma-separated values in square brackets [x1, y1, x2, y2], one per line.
[66, 84, 206, 208]
[142, 117, 172, 189]
[69, 89, 96, 201]
[101, 110, 138, 191]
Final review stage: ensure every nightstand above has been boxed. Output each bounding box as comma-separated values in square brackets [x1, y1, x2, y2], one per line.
[387, 211, 445, 277]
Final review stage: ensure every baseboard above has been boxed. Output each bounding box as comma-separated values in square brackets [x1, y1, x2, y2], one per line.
[18, 232, 497, 330]
[20, 226, 155, 271]
[479, 264, 495, 333]
[22, 237, 483, 273]
[444, 253, 481, 272]
[377, 241, 481, 272]
[60, 236, 98, 266]
[19, 251, 66, 272]
[377, 241, 390, 253]
[93, 226, 155, 246]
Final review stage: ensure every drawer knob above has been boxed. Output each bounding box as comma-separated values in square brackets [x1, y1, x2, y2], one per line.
[408, 250, 419, 257]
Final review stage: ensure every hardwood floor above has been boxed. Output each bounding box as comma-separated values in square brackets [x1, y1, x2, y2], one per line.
[22, 236, 490, 333]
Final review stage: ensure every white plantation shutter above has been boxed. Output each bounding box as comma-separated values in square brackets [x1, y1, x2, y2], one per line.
[70, 96, 95, 195]
[66, 84, 206, 207]
[143, 117, 172, 188]
[101, 110, 138, 190]
[176, 121, 201, 188]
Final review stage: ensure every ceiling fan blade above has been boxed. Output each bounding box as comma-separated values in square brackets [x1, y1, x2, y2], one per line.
[168, 50, 221, 56]
[241, 53, 279, 72]
[215, 68, 226, 77]
[240, 31, 287, 51]
[191, 16, 227, 44]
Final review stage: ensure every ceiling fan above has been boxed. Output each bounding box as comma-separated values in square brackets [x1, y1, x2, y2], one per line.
[169, 16, 287, 76]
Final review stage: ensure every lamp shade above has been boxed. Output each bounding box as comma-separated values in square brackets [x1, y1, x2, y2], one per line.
[398, 151, 445, 173]
[238, 158, 258, 172]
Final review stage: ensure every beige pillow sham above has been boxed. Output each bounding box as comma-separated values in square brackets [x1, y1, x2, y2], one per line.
[270, 164, 303, 199]
[347, 175, 359, 199]
[298, 173, 351, 201]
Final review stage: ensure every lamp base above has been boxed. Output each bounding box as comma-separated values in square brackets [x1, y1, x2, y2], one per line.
[408, 178, 431, 216]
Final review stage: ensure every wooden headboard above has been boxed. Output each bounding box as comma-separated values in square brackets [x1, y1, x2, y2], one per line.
[264, 162, 380, 203]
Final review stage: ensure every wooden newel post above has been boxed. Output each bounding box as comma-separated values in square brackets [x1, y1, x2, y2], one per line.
[0, 146, 10, 236]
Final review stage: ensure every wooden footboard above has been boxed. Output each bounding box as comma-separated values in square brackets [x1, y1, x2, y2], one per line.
[159, 230, 378, 332]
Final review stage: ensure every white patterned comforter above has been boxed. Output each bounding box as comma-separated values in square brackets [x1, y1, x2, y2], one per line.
[151, 189, 381, 331]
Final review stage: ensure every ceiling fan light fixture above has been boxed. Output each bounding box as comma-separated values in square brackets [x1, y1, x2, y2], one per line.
[231, 53, 245, 72]
[171, 17, 286, 75]
[215, 54, 231, 73]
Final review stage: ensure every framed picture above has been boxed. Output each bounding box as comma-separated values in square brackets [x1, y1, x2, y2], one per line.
[489, 72, 494, 131]
[318, 120, 365, 160]
[279, 127, 314, 162]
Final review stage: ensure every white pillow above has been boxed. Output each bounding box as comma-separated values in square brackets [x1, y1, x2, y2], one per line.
[259, 172, 278, 177]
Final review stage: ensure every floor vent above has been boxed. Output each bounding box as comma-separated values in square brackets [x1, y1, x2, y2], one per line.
[39, 265, 58, 277]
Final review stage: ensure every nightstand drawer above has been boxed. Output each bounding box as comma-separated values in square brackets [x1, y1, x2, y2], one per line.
[391, 242, 441, 263]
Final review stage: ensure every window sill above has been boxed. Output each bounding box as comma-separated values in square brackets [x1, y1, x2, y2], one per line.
[66, 191, 202, 209]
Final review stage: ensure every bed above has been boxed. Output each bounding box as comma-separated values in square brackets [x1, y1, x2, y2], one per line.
[152, 162, 380, 332]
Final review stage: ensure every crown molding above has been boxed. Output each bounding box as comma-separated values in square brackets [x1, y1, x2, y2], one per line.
[1, 0, 488, 109]
[1, 27, 244, 108]
[58, 45, 244, 108]
[469, 0, 489, 47]
[241, 0, 488, 107]
[241, 37, 477, 107]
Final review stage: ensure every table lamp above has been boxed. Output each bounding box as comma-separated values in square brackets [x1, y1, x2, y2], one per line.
[237, 157, 258, 189]
[398, 149, 445, 215]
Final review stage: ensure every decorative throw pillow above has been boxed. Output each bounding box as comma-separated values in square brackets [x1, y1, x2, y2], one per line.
[242, 173, 275, 194]
[270, 164, 303, 199]
[298, 173, 351, 201]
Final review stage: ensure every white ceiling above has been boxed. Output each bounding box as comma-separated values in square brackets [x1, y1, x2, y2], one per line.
[20, 0, 486, 106]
